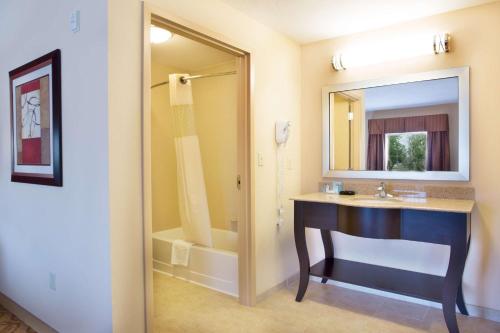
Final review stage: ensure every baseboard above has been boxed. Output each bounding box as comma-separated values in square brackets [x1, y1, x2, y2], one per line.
[256, 279, 287, 303]
[281, 273, 500, 323]
[0, 292, 57, 333]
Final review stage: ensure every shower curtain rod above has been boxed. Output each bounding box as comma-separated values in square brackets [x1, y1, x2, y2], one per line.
[151, 70, 237, 88]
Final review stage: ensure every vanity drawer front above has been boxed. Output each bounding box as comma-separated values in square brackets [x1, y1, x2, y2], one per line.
[299, 202, 337, 229]
[401, 209, 467, 245]
[337, 206, 401, 239]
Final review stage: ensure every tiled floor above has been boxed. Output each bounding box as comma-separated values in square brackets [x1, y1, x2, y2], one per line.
[154, 272, 500, 333]
[0, 305, 35, 333]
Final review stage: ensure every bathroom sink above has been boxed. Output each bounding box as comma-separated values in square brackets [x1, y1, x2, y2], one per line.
[350, 197, 403, 205]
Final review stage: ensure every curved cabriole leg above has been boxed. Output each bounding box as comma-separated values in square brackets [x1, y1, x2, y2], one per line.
[456, 283, 468, 316]
[320, 229, 334, 284]
[294, 202, 310, 302]
[456, 235, 471, 316]
[442, 240, 467, 333]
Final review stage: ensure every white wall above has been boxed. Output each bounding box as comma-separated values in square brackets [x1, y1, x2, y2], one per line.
[0, 1, 113, 332]
[301, 2, 500, 313]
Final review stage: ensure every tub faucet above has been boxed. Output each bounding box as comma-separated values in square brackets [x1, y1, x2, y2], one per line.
[376, 182, 392, 198]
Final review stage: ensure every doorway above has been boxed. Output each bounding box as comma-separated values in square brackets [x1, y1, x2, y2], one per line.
[142, 6, 253, 332]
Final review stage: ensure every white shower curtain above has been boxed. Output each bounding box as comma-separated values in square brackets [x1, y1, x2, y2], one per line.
[169, 73, 213, 248]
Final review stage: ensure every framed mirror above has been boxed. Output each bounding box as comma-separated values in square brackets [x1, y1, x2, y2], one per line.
[322, 67, 469, 181]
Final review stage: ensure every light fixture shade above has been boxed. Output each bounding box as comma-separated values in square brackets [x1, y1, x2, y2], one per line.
[331, 54, 346, 71]
[331, 32, 451, 71]
[433, 33, 450, 54]
[150, 25, 173, 44]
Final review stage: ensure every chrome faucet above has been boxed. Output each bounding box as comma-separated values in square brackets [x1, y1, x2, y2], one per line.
[376, 182, 392, 198]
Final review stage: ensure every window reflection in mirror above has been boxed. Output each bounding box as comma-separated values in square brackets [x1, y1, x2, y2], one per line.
[329, 77, 459, 172]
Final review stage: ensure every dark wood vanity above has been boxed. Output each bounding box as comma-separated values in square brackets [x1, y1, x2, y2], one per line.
[293, 193, 474, 333]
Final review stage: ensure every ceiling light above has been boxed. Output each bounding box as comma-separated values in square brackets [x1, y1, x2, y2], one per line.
[150, 25, 172, 44]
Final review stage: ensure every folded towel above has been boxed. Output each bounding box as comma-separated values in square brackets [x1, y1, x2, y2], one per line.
[171, 240, 194, 267]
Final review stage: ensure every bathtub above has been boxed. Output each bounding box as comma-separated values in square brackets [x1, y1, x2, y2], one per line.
[153, 227, 238, 296]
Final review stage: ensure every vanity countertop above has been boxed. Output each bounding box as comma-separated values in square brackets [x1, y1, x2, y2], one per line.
[291, 193, 474, 214]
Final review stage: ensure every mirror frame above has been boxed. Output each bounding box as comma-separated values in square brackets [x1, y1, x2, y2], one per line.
[322, 66, 470, 181]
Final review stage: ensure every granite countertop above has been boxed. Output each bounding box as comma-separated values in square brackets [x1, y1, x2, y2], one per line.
[290, 192, 475, 213]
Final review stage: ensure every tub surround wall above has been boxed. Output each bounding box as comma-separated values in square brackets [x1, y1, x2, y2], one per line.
[151, 60, 238, 232]
[192, 62, 239, 232]
[151, 62, 185, 232]
[302, 1, 500, 314]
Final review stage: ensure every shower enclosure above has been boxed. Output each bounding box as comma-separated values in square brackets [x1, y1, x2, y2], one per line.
[151, 69, 240, 295]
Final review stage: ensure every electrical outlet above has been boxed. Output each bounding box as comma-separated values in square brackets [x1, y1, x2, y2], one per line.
[49, 273, 56, 291]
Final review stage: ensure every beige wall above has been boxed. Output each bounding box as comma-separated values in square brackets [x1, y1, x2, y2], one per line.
[301, 2, 500, 312]
[333, 95, 350, 170]
[332, 94, 363, 170]
[108, 0, 145, 331]
[151, 61, 238, 232]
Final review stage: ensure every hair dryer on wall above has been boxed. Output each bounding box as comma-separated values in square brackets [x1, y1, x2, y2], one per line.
[275, 121, 291, 227]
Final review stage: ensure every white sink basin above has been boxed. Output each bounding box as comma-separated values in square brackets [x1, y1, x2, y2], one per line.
[350, 197, 403, 205]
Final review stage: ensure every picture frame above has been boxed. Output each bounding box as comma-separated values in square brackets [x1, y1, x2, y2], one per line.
[9, 49, 62, 186]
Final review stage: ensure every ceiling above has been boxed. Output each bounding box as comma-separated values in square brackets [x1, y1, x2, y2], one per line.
[152, 32, 235, 71]
[364, 77, 459, 112]
[220, 0, 497, 43]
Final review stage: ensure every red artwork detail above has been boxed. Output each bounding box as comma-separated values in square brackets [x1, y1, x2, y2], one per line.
[22, 138, 42, 164]
[20, 79, 41, 94]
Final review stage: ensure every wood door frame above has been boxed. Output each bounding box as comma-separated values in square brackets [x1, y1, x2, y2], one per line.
[142, 4, 255, 332]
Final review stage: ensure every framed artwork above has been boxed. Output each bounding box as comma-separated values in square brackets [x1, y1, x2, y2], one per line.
[9, 49, 62, 186]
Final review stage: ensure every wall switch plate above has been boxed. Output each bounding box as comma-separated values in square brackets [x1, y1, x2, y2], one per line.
[230, 218, 238, 232]
[257, 152, 264, 167]
[49, 273, 56, 291]
[70, 10, 80, 33]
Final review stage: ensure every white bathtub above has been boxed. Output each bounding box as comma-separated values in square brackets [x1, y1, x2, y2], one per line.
[153, 227, 238, 296]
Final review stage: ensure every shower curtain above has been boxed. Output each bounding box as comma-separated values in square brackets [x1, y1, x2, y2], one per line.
[169, 74, 213, 248]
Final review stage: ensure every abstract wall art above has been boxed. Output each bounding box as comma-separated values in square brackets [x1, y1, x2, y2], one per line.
[9, 50, 62, 186]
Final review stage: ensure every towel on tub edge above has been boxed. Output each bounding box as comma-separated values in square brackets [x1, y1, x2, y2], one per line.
[171, 240, 194, 267]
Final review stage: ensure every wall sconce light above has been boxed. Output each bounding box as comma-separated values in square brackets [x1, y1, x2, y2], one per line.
[433, 33, 450, 54]
[331, 32, 451, 71]
[331, 54, 346, 71]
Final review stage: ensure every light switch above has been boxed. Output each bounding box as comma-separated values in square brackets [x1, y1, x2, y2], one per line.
[49, 272, 57, 291]
[257, 152, 264, 167]
[70, 10, 80, 33]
